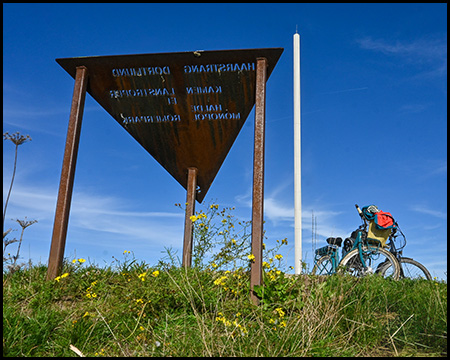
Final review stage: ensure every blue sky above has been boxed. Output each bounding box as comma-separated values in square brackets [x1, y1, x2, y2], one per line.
[3, 3, 447, 279]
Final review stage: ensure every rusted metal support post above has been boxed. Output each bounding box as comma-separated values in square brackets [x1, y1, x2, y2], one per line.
[182, 167, 198, 268]
[250, 57, 267, 305]
[46, 66, 88, 280]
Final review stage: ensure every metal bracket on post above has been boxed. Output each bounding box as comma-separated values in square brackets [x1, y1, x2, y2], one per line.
[182, 167, 198, 268]
[46, 66, 88, 280]
[250, 57, 267, 305]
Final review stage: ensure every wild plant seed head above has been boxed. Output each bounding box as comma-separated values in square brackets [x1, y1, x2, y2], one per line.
[15, 218, 37, 229]
[3, 132, 32, 146]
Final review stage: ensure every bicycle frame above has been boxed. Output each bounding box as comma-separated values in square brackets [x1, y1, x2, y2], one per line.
[313, 227, 374, 275]
[313, 245, 339, 275]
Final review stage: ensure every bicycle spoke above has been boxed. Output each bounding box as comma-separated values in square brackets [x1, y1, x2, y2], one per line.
[312, 255, 334, 275]
[381, 257, 432, 280]
[339, 246, 400, 280]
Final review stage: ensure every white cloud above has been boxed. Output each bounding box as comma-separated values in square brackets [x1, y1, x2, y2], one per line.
[3, 182, 188, 266]
[410, 205, 447, 220]
[303, 208, 349, 240]
[3, 182, 184, 238]
[264, 197, 294, 222]
[357, 36, 446, 60]
[398, 103, 429, 114]
[356, 36, 447, 78]
[428, 160, 447, 177]
[234, 184, 350, 239]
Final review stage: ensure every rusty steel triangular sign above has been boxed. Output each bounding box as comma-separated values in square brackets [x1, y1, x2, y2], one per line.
[56, 48, 283, 202]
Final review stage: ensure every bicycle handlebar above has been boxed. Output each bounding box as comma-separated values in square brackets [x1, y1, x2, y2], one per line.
[355, 204, 367, 228]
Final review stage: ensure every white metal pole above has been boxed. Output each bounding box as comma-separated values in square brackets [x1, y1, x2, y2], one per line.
[293, 31, 302, 274]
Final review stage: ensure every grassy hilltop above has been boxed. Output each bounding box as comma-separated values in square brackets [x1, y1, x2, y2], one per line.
[3, 204, 447, 357]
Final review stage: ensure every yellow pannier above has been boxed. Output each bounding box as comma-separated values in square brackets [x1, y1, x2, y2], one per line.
[367, 221, 391, 248]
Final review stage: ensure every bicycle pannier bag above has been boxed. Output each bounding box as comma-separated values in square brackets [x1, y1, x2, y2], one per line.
[363, 205, 397, 247]
[367, 221, 391, 247]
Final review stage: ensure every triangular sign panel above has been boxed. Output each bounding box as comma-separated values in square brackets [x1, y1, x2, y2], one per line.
[56, 48, 283, 202]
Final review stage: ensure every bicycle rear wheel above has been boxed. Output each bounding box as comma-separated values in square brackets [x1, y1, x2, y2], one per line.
[338, 246, 400, 280]
[311, 255, 334, 275]
[380, 257, 432, 280]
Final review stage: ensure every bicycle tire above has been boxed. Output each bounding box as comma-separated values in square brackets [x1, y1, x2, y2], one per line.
[380, 257, 432, 280]
[338, 246, 400, 280]
[311, 255, 334, 275]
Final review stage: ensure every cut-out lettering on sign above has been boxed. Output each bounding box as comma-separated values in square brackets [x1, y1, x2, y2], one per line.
[56, 48, 283, 202]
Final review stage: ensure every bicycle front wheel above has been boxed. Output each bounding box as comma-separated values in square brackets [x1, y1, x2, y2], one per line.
[311, 255, 334, 275]
[380, 257, 432, 280]
[338, 246, 400, 280]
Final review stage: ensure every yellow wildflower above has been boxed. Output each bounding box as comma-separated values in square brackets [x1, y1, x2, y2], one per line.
[95, 349, 105, 356]
[78, 258, 86, 263]
[247, 254, 256, 262]
[55, 272, 69, 282]
[190, 215, 197, 222]
[138, 272, 147, 281]
[213, 275, 227, 286]
[275, 254, 283, 260]
[152, 270, 159, 277]
[275, 307, 285, 318]
[267, 271, 276, 281]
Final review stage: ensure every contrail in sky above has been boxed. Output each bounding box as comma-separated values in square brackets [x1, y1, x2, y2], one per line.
[321, 87, 369, 95]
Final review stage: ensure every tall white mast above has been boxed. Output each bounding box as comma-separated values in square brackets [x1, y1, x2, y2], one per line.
[293, 31, 302, 274]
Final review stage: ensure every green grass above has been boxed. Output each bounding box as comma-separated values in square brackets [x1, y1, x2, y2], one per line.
[3, 258, 447, 357]
[4, 141, 445, 357]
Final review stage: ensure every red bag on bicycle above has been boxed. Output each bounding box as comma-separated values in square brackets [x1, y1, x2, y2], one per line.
[374, 211, 396, 230]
